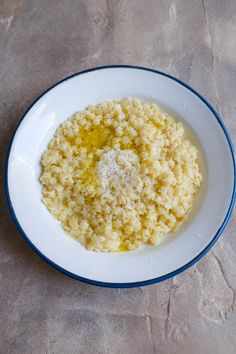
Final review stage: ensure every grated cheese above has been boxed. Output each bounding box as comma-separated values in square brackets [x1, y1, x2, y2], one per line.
[96, 149, 140, 197]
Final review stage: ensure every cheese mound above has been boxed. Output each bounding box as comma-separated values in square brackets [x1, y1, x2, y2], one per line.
[40, 98, 202, 252]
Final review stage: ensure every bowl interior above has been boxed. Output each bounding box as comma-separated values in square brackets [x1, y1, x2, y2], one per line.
[6, 67, 235, 285]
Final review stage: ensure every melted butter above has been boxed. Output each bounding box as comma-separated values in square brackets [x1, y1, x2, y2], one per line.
[117, 243, 130, 252]
[79, 166, 97, 186]
[75, 125, 112, 187]
[80, 126, 111, 151]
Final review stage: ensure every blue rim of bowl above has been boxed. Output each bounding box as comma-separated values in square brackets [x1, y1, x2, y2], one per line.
[4, 65, 236, 288]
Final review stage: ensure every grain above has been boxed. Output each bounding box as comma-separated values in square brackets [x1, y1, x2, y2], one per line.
[40, 98, 202, 252]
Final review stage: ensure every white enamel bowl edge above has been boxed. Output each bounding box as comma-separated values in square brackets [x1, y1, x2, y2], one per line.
[5, 66, 236, 287]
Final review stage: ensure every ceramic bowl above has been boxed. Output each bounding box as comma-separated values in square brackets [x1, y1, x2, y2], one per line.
[5, 66, 236, 287]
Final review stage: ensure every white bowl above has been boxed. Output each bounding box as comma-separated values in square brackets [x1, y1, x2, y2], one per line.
[5, 65, 236, 287]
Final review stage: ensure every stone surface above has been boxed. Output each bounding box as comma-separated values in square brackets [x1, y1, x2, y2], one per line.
[0, 0, 236, 353]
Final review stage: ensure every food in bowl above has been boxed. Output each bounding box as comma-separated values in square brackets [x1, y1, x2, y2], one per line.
[40, 98, 202, 252]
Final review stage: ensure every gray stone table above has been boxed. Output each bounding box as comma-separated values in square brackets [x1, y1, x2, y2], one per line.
[0, 1, 236, 353]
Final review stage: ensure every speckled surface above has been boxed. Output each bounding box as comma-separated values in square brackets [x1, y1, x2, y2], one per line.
[0, 1, 236, 353]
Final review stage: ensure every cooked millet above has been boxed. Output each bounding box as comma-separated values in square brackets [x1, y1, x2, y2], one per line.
[40, 98, 202, 252]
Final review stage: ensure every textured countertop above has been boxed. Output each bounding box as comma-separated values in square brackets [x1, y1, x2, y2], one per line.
[0, 1, 236, 353]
